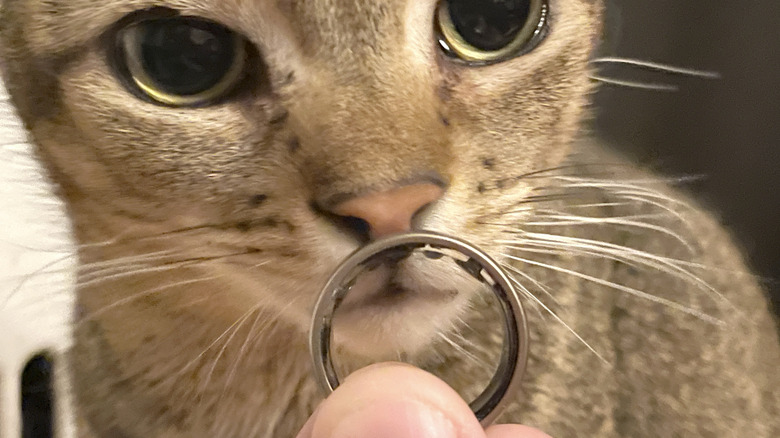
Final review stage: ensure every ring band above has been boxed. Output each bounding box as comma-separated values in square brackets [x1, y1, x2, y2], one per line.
[309, 231, 529, 426]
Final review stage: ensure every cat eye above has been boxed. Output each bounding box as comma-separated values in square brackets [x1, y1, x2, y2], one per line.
[436, 0, 549, 64]
[115, 17, 247, 106]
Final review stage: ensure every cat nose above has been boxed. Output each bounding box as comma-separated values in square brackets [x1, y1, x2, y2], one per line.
[331, 183, 445, 240]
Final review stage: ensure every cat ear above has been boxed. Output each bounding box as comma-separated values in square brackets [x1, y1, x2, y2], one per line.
[0, 74, 78, 437]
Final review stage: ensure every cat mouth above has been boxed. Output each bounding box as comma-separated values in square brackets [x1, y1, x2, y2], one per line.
[325, 250, 480, 357]
[335, 263, 459, 315]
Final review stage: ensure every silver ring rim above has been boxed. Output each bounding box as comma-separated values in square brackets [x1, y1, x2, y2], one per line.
[309, 231, 529, 426]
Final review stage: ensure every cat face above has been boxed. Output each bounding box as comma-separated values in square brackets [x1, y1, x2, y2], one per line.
[0, 0, 602, 358]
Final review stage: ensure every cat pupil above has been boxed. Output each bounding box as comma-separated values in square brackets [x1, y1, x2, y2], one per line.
[448, 0, 531, 51]
[137, 19, 235, 96]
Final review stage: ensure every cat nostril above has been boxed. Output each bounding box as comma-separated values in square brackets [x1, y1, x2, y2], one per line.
[310, 201, 373, 243]
[336, 215, 372, 243]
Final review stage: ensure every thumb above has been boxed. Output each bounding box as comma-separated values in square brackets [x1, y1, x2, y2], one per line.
[296, 362, 486, 438]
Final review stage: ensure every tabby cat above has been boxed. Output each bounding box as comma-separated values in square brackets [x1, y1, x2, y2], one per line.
[1, 0, 777, 436]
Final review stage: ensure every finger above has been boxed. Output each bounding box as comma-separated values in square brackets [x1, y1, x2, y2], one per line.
[485, 424, 553, 438]
[296, 362, 487, 438]
[295, 406, 318, 438]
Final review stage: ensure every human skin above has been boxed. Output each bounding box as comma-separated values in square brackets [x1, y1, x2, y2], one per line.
[296, 363, 551, 438]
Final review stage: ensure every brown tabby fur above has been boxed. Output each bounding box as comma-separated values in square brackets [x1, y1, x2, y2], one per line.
[1, 0, 778, 436]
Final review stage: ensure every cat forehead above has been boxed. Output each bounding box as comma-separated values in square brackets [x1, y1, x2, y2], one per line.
[4, 0, 604, 60]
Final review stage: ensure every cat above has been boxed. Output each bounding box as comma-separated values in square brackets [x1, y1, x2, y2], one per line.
[0, 0, 778, 436]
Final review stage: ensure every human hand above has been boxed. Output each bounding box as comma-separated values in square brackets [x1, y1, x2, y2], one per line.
[296, 362, 551, 438]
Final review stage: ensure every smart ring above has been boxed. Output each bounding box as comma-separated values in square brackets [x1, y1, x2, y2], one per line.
[309, 231, 528, 426]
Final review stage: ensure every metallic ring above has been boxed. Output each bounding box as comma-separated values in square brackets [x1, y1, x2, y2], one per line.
[309, 231, 529, 426]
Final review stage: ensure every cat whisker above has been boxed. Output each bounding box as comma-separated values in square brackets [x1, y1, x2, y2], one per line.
[501, 269, 609, 364]
[612, 190, 694, 210]
[618, 195, 694, 229]
[178, 307, 258, 378]
[0, 237, 75, 254]
[480, 201, 599, 222]
[487, 268, 548, 319]
[502, 240, 719, 302]
[479, 166, 701, 220]
[481, 173, 702, 223]
[221, 315, 264, 393]
[501, 252, 724, 325]
[550, 174, 704, 186]
[437, 332, 483, 367]
[505, 242, 654, 273]
[77, 250, 257, 289]
[504, 230, 709, 278]
[507, 231, 709, 269]
[522, 212, 695, 252]
[531, 206, 670, 220]
[76, 257, 184, 284]
[512, 163, 635, 180]
[550, 176, 683, 193]
[77, 262, 200, 289]
[559, 201, 635, 210]
[75, 237, 141, 250]
[523, 236, 735, 311]
[591, 57, 721, 79]
[503, 264, 561, 308]
[199, 304, 263, 395]
[589, 75, 679, 91]
[449, 330, 497, 375]
[0, 259, 78, 282]
[544, 178, 696, 211]
[450, 317, 492, 355]
[220, 298, 299, 398]
[475, 195, 581, 222]
[72, 222, 241, 251]
[78, 249, 181, 273]
[485, 211, 676, 234]
[75, 275, 224, 325]
[0, 252, 77, 308]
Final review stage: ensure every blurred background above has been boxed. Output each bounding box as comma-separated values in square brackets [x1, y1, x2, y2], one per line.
[592, 0, 779, 315]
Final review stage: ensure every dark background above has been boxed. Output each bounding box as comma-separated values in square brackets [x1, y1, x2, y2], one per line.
[592, 0, 779, 314]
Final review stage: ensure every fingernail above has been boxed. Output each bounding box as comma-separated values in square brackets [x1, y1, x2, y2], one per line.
[328, 400, 457, 438]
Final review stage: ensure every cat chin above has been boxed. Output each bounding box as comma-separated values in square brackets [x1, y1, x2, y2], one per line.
[330, 303, 465, 360]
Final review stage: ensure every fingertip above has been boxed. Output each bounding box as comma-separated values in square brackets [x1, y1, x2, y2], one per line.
[340, 361, 418, 382]
[295, 416, 314, 438]
[295, 406, 320, 438]
[305, 362, 486, 438]
[485, 424, 553, 438]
